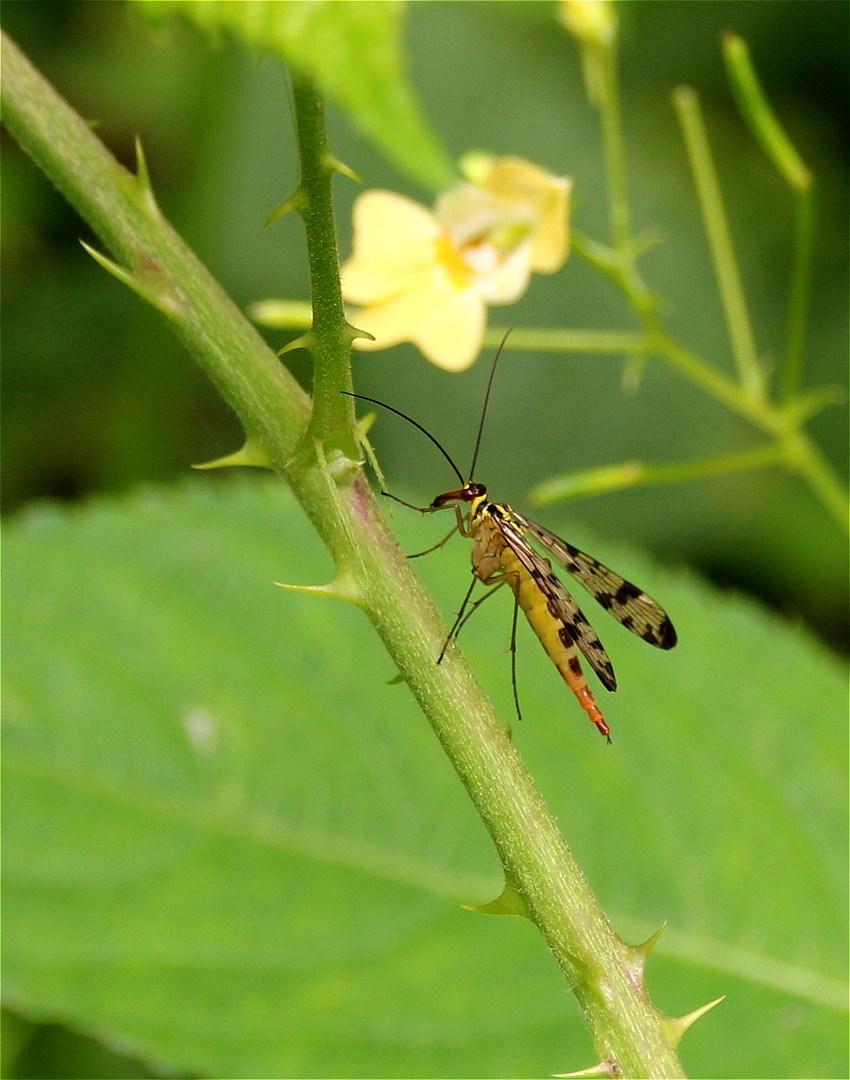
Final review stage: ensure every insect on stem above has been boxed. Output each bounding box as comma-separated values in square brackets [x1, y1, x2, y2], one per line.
[344, 333, 677, 741]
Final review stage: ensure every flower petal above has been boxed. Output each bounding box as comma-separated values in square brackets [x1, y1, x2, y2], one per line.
[412, 288, 486, 371]
[351, 282, 485, 372]
[474, 240, 533, 304]
[480, 156, 571, 272]
[341, 191, 442, 304]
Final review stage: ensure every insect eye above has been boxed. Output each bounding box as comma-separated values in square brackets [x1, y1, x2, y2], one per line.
[466, 482, 487, 498]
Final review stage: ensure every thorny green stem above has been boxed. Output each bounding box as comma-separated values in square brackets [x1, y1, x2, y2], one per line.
[1, 32, 691, 1079]
[288, 73, 355, 452]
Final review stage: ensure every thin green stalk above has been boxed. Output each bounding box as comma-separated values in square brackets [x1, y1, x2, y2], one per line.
[483, 326, 644, 355]
[782, 181, 815, 402]
[647, 327, 775, 430]
[625, 326, 846, 528]
[1, 32, 693, 1077]
[529, 444, 789, 506]
[722, 31, 815, 403]
[570, 16, 658, 320]
[596, 41, 632, 256]
[672, 86, 764, 400]
[722, 32, 812, 189]
[648, 328, 847, 529]
[781, 428, 850, 529]
[569, 237, 848, 531]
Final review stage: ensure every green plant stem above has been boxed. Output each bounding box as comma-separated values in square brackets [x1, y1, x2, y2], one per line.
[569, 243, 849, 532]
[483, 326, 644, 355]
[288, 73, 355, 452]
[649, 321, 847, 531]
[672, 86, 764, 400]
[781, 176, 815, 402]
[721, 32, 816, 403]
[572, 38, 846, 527]
[644, 322, 845, 528]
[1, 32, 690, 1078]
[529, 443, 789, 506]
[721, 33, 812, 192]
[580, 27, 659, 325]
[596, 40, 632, 256]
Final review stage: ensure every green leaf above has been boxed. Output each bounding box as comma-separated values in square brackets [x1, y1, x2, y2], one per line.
[3, 477, 846, 1079]
[136, 0, 456, 192]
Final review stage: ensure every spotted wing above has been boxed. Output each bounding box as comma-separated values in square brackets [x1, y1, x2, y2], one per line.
[494, 512, 618, 691]
[509, 510, 677, 650]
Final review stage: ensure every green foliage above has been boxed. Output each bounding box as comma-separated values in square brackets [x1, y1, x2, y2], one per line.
[135, 0, 456, 191]
[2, 3, 847, 1076]
[4, 477, 846, 1079]
[2, 1, 847, 647]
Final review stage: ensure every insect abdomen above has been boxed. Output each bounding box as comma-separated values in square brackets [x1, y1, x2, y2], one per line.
[498, 543, 611, 741]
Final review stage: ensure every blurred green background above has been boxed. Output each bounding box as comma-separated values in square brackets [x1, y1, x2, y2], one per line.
[2, 0, 848, 646]
[1, 3, 848, 1074]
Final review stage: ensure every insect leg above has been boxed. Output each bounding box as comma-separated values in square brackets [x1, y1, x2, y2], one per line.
[473, 565, 523, 722]
[437, 575, 479, 664]
[438, 572, 509, 664]
[381, 494, 464, 558]
[451, 578, 509, 640]
[408, 525, 458, 560]
[509, 589, 523, 723]
[381, 490, 431, 512]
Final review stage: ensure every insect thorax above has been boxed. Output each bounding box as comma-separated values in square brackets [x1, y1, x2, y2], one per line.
[468, 493, 491, 527]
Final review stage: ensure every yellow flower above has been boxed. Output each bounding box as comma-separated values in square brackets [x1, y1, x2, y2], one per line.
[341, 191, 484, 372]
[558, 0, 617, 46]
[558, 0, 618, 106]
[341, 155, 572, 371]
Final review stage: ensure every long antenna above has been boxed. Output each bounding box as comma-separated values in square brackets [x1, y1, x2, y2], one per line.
[341, 392, 465, 485]
[467, 327, 513, 481]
